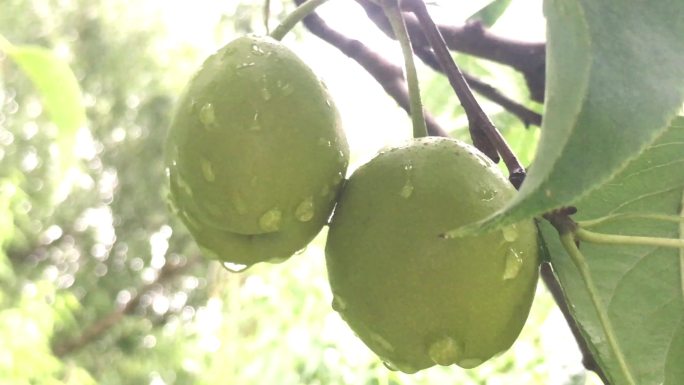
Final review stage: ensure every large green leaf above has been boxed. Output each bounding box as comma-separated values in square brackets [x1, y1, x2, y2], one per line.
[0, 35, 85, 163]
[452, 0, 684, 237]
[540, 118, 684, 385]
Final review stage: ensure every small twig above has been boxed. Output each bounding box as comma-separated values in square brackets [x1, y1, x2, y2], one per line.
[52, 258, 197, 357]
[292, 0, 448, 137]
[405, 0, 525, 186]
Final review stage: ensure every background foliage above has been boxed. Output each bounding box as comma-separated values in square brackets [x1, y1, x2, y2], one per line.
[0, 0, 600, 384]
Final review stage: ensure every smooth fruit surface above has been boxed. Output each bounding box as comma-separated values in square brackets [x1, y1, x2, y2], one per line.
[166, 35, 348, 267]
[325, 137, 539, 372]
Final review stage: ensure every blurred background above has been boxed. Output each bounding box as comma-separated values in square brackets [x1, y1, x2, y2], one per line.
[0, 0, 600, 384]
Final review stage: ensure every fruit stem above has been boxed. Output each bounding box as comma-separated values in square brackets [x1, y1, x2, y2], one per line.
[577, 212, 684, 228]
[559, 232, 637, 385]
[575, 227, 684, 249]
[270, 0, 332, 41]
[380, 0, 428, 138]
[402, 0, 525, 187]
[263, 0, 272, 35]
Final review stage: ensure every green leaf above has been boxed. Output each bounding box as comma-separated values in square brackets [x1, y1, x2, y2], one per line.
[451, 0, 684, 237]
[0, 35, 85, 164]
[466, 0, 512, 27]
[541, 118, 684, 385]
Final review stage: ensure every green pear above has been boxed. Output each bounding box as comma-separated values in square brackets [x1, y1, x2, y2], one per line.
[325, 136, 539, 372]
[166, 35, 348, 268]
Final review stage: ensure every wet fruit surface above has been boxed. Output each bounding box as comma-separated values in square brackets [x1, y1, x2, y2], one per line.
[166, 35, 348, 267]
[325, 136, 539, 372]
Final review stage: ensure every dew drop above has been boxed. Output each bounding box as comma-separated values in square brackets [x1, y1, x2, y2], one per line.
[501, 224, 519, 242]
[481, 187, 497, 202]
[199, 103, 216, 127]
[251, 43, 265, 55]
[503, 249, 523, 280]
[383, 361, 398, 371]
[369, 332, 394, 352]
[200, 158, 215, 182]
[458, 358, 484, 369]
[175, 175, 193, 197]
[295, 196, 314, 222]
[232, 192, 248, 215]
[222, 261, 248, 273]
[400, 182, 414, 199]
[295, 246, 308, 255]
[259, 208, 282, 232]
[325, 99, 332, 108]
[268, 255, 289, 264]
[236, 62, 255, 70]
[428, 336, 462, 366]
[331, 296, 347, 312]
[249, 112, 261, 131]
[280, 82, 294, 96]
[261, 87, 272, 101]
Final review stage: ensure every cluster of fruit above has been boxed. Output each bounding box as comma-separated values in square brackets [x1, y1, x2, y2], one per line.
[165, 35, 540, 373]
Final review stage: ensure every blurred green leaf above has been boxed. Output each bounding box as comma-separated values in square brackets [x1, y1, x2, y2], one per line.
[0, 34, 85, 166]
[466, 0, 512, 27]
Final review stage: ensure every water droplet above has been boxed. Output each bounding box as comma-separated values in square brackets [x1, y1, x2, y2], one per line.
[261, 87, 272, 101]
[199, 103, 216, 127]
[251, 43, 265, 55]
[200, 158, 215, 182]
[481, 187, 497, 202]
[369, 332, 394, 352]
[502, 224, 518, 242]
[318, 137, 332, 147]
[325, 99, 332, 108]
[232, 192, 248, 215]
[458, 358, 484, 369]
[383, 361, 398, 371]
[503, 249, 523, 280]
[295, 196, 314, 222]
[268, 255, 289, 264]
[383, 360, 418, 373]
[280, 82, 294, 96]
[403, 162, 413, 171]
[259, 208, 282, 232]
[400, 182, 414, 199]
[428, 336, 462, 366]
[249, 112, 261, 131]
[295, 246, 308, 255]
[222, 261, 248, 273]
[236, 62, 255, 70]
[331, 296, 347, 312]
[175, 175, 193, 197]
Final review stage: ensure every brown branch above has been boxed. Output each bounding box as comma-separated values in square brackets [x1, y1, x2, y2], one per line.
[293, 0, 448, 137]
[414, 46, 542, 127]
[52, 258, 197, 357]
[356, 0, 546, 103]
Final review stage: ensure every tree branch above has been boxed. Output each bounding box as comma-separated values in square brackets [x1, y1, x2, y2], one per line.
[356, 0, 546, 103]
[414, 46, 542, 127]
[293, 0, 448, 137]
[52, 258, 197, 357]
